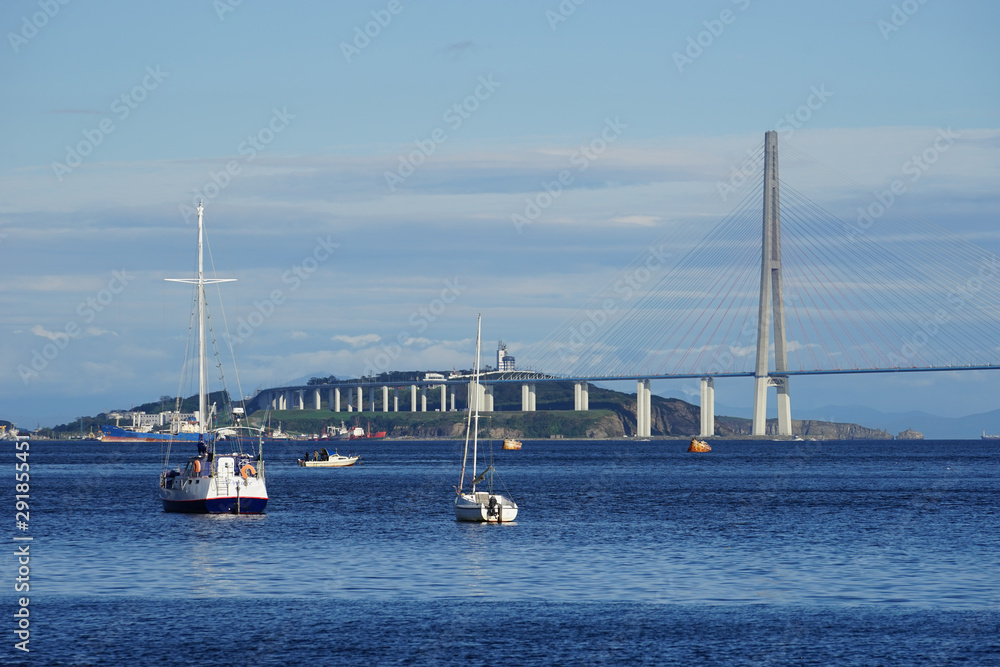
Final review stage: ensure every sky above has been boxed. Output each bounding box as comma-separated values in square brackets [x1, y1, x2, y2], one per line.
[2, 0, 999, 429]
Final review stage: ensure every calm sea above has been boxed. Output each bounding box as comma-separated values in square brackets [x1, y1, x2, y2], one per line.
[6, 438, 1000, 665]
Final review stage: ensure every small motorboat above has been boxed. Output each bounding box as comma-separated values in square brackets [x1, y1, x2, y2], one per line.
[687, 438, 711, 453]
[502, 438, 522, 450]
[298, 448, 360, 467]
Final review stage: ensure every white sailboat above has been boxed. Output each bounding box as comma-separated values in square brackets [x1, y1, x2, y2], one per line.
[158, 202, 268, 514]
[454, 315, 518, 523]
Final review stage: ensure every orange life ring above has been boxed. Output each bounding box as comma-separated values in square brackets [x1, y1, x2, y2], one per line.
[192, 460, 202, 474]
[240, 464, 256, 480]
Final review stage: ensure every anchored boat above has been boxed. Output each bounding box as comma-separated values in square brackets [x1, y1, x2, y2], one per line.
[454, 315, 518, 523]
[157, 203, 267, 514]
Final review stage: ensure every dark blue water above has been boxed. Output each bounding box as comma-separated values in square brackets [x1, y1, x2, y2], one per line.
[5, 439, 1000, 665]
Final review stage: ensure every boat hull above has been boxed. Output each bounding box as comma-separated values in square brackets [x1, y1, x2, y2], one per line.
[298, 456, 359, 467]
[454, 492, 518, 523]
[160, 455, 267, 514]
[161, 495, 268, 514]
[102, 425, 203, 443]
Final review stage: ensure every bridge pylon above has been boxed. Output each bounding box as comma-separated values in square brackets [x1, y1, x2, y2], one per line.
[752, 130, 793, 436]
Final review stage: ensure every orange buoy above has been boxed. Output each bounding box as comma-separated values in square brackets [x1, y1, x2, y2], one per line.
[240, 464, 256, 480]
[192, 459, 202, 474]
[688, 438, 711, 453]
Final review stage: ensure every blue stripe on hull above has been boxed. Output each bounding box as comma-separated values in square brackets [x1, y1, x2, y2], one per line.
[162, 497, 267, 514]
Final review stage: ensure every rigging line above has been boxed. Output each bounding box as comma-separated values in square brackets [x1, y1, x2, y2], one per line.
[781, 188, 977, 364]
[779, 207, 879, 369]
[650, 211, 762, 364]
[784, 199, 917, 369]
[617, 184, 763, 365]
[780, 215, 872, 369]
[677, 261, 760, 375]
[780, 185, 935, 327]
[658, 209, 761, 375]
[525, 173, 764, 373]
[781, 141, 1000, 294]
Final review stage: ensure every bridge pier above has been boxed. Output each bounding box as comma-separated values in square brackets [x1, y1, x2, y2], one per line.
[356, 387, 363, 413]
[421, 386, 427, 412]
[410, 385, 417, 412]
[439, 385, 446, 412]
[382, 386, 389, 412]
[313, 389, 321, 410]
[333, 387, 341, 413]
[752, 130, 793, 436]
[699, 377, 715, 437]
[484, 385, 493, 412]
[636, 379, 651, 437]
[450, 386, 456, 411]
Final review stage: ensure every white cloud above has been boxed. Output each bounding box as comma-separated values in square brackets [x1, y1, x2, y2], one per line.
[331, 333, 381, 347]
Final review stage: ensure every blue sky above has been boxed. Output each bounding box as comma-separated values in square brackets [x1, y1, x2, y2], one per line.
[2, 0, 999, 429]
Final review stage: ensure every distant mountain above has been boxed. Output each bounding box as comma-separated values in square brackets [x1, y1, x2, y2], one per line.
[793, 404, 1000, 440]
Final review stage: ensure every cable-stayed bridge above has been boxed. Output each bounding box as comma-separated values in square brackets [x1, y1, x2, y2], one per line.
[254, 131, 1000, 437]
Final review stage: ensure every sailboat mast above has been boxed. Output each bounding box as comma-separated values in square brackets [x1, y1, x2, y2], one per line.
[471, 315, 482, 493]
[197, 202, 207, 432]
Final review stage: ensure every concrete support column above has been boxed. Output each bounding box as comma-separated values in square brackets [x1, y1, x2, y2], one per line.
[636, 380, 645, 437]
[521, 384, 530, 411]
[774, 376, 792, 436]
[334, 387, 341, 413]
[356, 387, 363, 413]
[346, 388, 353, 412]
[410, 385, 417, 412]
[636, 379, 651, 437]
[270, 392, 277, 410]
[582, 382, 589, 410]
[382, 386, 389, 412]
[484, 385, 493, 412]
[644, 379, 652, 437]
[574, 382, 582, 410]
[328, 388, 335, 412]
[368, 386, 375, 412]
[420, 386, 427, 412]
[439, 385, 446, 412]
[529, 384, 536, 411]
[700, 377, 715, 437]
[450, 386, 456, 411]
[313, 389, 321, 411]
[393, 388, 399, 412]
